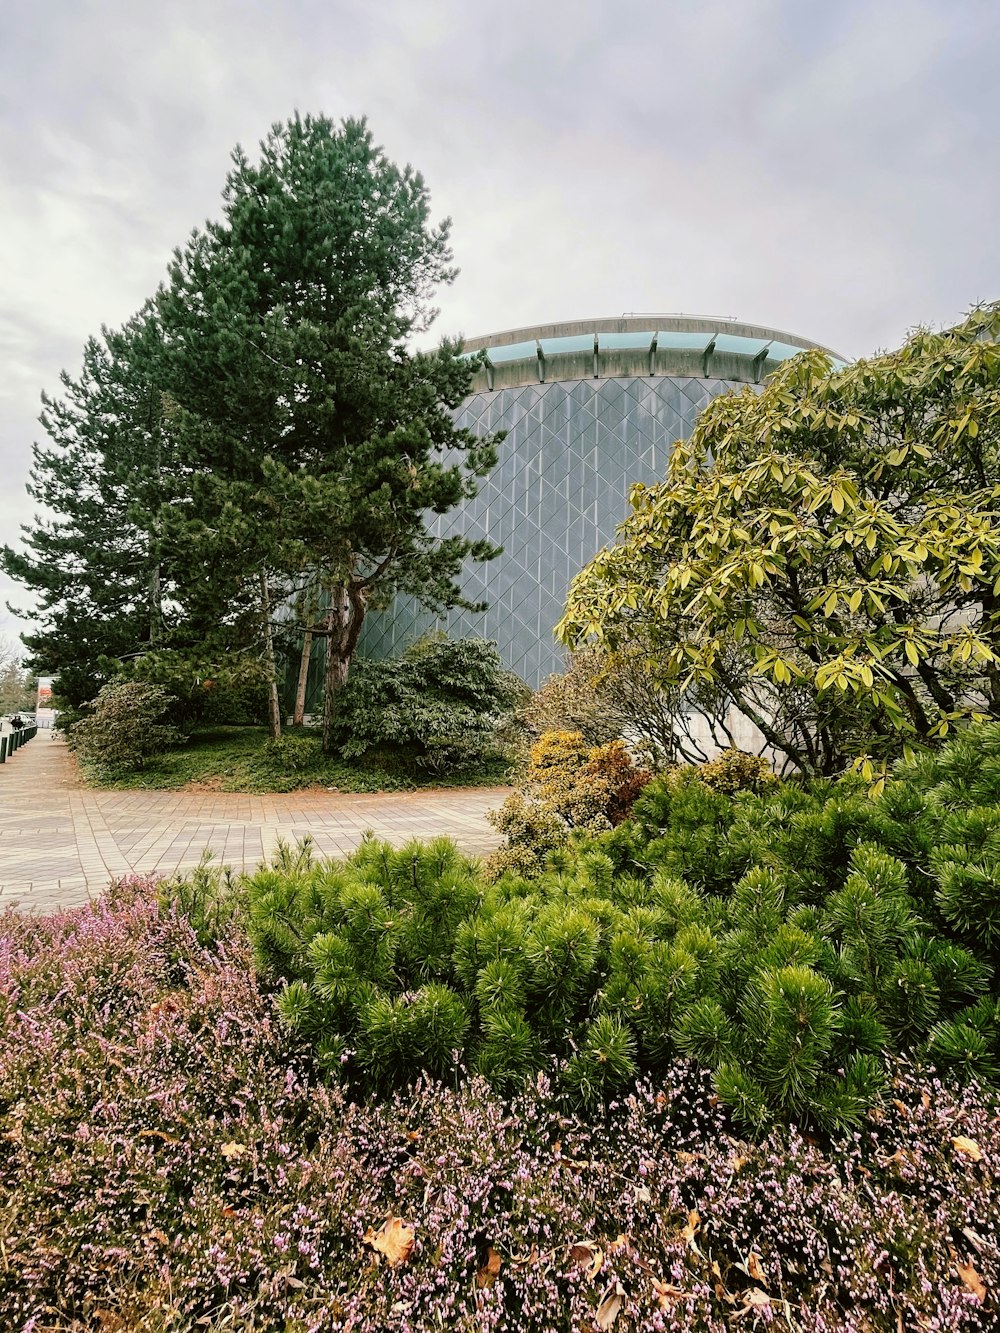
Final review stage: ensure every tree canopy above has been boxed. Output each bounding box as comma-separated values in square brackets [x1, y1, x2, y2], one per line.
[1, 314, 179, 709]
[558, 303, 1000, 781]
[0, 638, 36, 714]
[4, 115, 500, 742]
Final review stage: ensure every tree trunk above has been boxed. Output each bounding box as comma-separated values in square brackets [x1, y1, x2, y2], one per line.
[148, 560, 163, 645]
[293, 630, 314, 726]
[321, 583, 366, 755]
[259, 570, 282, 741]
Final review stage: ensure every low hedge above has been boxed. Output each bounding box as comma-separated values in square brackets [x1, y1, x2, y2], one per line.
[245, 724, 1000, 1132]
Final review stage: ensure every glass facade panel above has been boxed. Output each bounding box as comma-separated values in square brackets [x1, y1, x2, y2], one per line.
[481, 339, 537, 364]
[655, 330, 714, 349]
[712, 333, 771, 357]
[597, 331, 652, 350]
[766, 340, 810, 361]
[357, 373, 745, 686]
[538, 333, 594, 356]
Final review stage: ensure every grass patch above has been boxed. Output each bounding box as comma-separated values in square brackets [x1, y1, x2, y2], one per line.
[77, 725, 516, 793]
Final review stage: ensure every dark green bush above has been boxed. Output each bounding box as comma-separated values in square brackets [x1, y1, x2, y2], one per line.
[130, 648, 270, 726]
[68, 680, 185, 770]
[329, 635, 526, 773]
[245, 722, 1000, 1134]
[259, 734, 323, 774]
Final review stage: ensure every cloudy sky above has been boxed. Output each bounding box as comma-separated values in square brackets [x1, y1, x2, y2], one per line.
[1, 0, 998, 645]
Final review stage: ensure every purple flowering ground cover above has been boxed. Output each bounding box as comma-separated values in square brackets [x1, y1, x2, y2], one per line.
[0, 879, 997, 1331]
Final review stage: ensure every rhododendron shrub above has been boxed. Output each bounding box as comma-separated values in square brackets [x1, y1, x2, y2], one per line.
[1, 882, 998, 1329]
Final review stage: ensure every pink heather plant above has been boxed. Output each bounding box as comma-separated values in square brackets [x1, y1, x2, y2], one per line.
[0, 879, 996, 1330]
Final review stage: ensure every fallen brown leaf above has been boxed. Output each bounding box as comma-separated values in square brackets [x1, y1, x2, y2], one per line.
[746, 1252, 766, 1283]
[570, 1240, 604, 1280]
[652, 1277, 684, 1308]
[607, 1234, 628, 1255]
[681, 1209, 701, 1251]
[595, 1282, 625, 1330]
[879, 1148, 909, 1170]
[951, 1135, 983, 1162]
[715, 1277, 737, 1307]
[955, 1257, 987, 1302]
[742, 1288, 771, 1311]
[220, 1141, 245, 1160]
[477, 1247, 502, 1288]
[364, 1215, 416, 1267]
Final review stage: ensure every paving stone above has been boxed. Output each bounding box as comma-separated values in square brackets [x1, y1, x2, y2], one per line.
[0, 736, 508, 912]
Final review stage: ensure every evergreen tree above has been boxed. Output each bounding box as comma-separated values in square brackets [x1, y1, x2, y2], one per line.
[154, 113, 501, 750]
[0, 639, 36, 713]
[4, 114, 498, 738]
[1, 312, 171, 708]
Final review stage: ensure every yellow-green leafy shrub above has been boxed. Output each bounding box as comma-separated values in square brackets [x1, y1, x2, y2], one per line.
[695, 748, 778, 795]
[485, 730, 652, 879]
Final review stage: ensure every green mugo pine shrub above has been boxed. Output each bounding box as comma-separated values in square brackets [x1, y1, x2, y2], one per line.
[242, 722, 1000, 1132]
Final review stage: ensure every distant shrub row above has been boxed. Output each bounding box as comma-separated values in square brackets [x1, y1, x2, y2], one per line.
[67, 635, 525, 779]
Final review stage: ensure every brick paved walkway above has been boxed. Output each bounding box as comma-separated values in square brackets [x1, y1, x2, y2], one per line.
[0, 735, 508, 914]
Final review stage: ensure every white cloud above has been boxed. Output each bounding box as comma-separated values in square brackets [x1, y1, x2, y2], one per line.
[2, 0, 998, 637]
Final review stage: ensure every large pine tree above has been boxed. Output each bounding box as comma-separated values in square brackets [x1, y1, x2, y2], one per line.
[5, 114, 501, 741]
[2, 312, 171, 709]
[154, 113, 500, 748]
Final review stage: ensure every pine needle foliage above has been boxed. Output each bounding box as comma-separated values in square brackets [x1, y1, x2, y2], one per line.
[244, 722, 1000, 1132]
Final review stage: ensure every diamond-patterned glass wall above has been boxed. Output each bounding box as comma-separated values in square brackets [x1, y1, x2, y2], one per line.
[356, 374, 745, 687]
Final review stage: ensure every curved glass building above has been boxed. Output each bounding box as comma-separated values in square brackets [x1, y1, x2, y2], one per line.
[356, 314, 842, 687]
